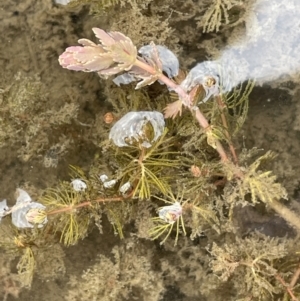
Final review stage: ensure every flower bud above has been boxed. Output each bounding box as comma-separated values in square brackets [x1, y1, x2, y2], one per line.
[158, 202, 182, 224]
[71, 179, 87, 192]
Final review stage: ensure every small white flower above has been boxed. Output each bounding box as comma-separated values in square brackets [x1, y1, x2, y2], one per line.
[100, 174, 117, 189]
[0, 199, 9, 222]
[71, 179, 87, 192]
[55, 0, 71, 4]
[99, 174, 109, 183]
[158, 202, 182, 224]
[119, 182, 131, 194]
[12, 189, 47, 228]
[103, 179, 117, 188]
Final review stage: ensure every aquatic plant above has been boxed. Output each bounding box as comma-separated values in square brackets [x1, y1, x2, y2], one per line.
[2, 17, 300, 300]
[56, 27, 300, 300]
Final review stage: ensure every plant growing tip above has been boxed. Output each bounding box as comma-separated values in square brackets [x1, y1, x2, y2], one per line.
[59, 28, 137, 75]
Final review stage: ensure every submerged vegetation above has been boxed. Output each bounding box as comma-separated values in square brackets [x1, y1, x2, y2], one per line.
[2, 0, 300, 300]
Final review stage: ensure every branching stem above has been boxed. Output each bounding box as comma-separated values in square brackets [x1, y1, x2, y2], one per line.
[216, 95, 238, 163]
[275, 273, 299, 301]
[46, 147, 148, 217]
[47, 194, 130, 216]
[134, 58, 229, 162]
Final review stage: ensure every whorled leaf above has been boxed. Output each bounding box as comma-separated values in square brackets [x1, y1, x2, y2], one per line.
[225, 151, 288, 207]
[59, 28, 137, 76]
[163, 99, 183, 119]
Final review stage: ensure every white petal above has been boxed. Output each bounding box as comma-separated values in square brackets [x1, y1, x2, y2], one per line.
[71, 179, 87, 192]
[119, 182, 131, 194]
[99, 174, 109, 183]
[15, 188, 32, 205]
[103, 179, 117, 188]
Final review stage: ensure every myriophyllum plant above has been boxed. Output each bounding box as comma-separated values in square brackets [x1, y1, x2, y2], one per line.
[58, 27, 300, 235]
[59, 27, 228, 162]
[59, 28, 219, 104]
[59, 28, 137, 75]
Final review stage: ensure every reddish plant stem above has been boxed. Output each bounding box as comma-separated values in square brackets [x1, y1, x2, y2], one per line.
[134, 59, 191, 106]
[135, 58, 300, 232]
[290, 263, 300, 288]
[46, 191, 137, 216]
[133, 59, 229, 163]
[46, 196, 126, 216]
[216, 95, 238, 163]
[194, 108, 229, 163]
[275, 273, 299, 301]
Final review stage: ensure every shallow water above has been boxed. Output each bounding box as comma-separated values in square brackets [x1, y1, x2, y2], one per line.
[1, 0, 300, 300]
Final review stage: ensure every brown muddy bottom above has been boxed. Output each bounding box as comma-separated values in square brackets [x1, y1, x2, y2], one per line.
[1, 0, 300, 301]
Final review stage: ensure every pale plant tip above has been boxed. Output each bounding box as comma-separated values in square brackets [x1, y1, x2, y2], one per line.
[78, 38, 97, 47]
[92, 27, 115, 47]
